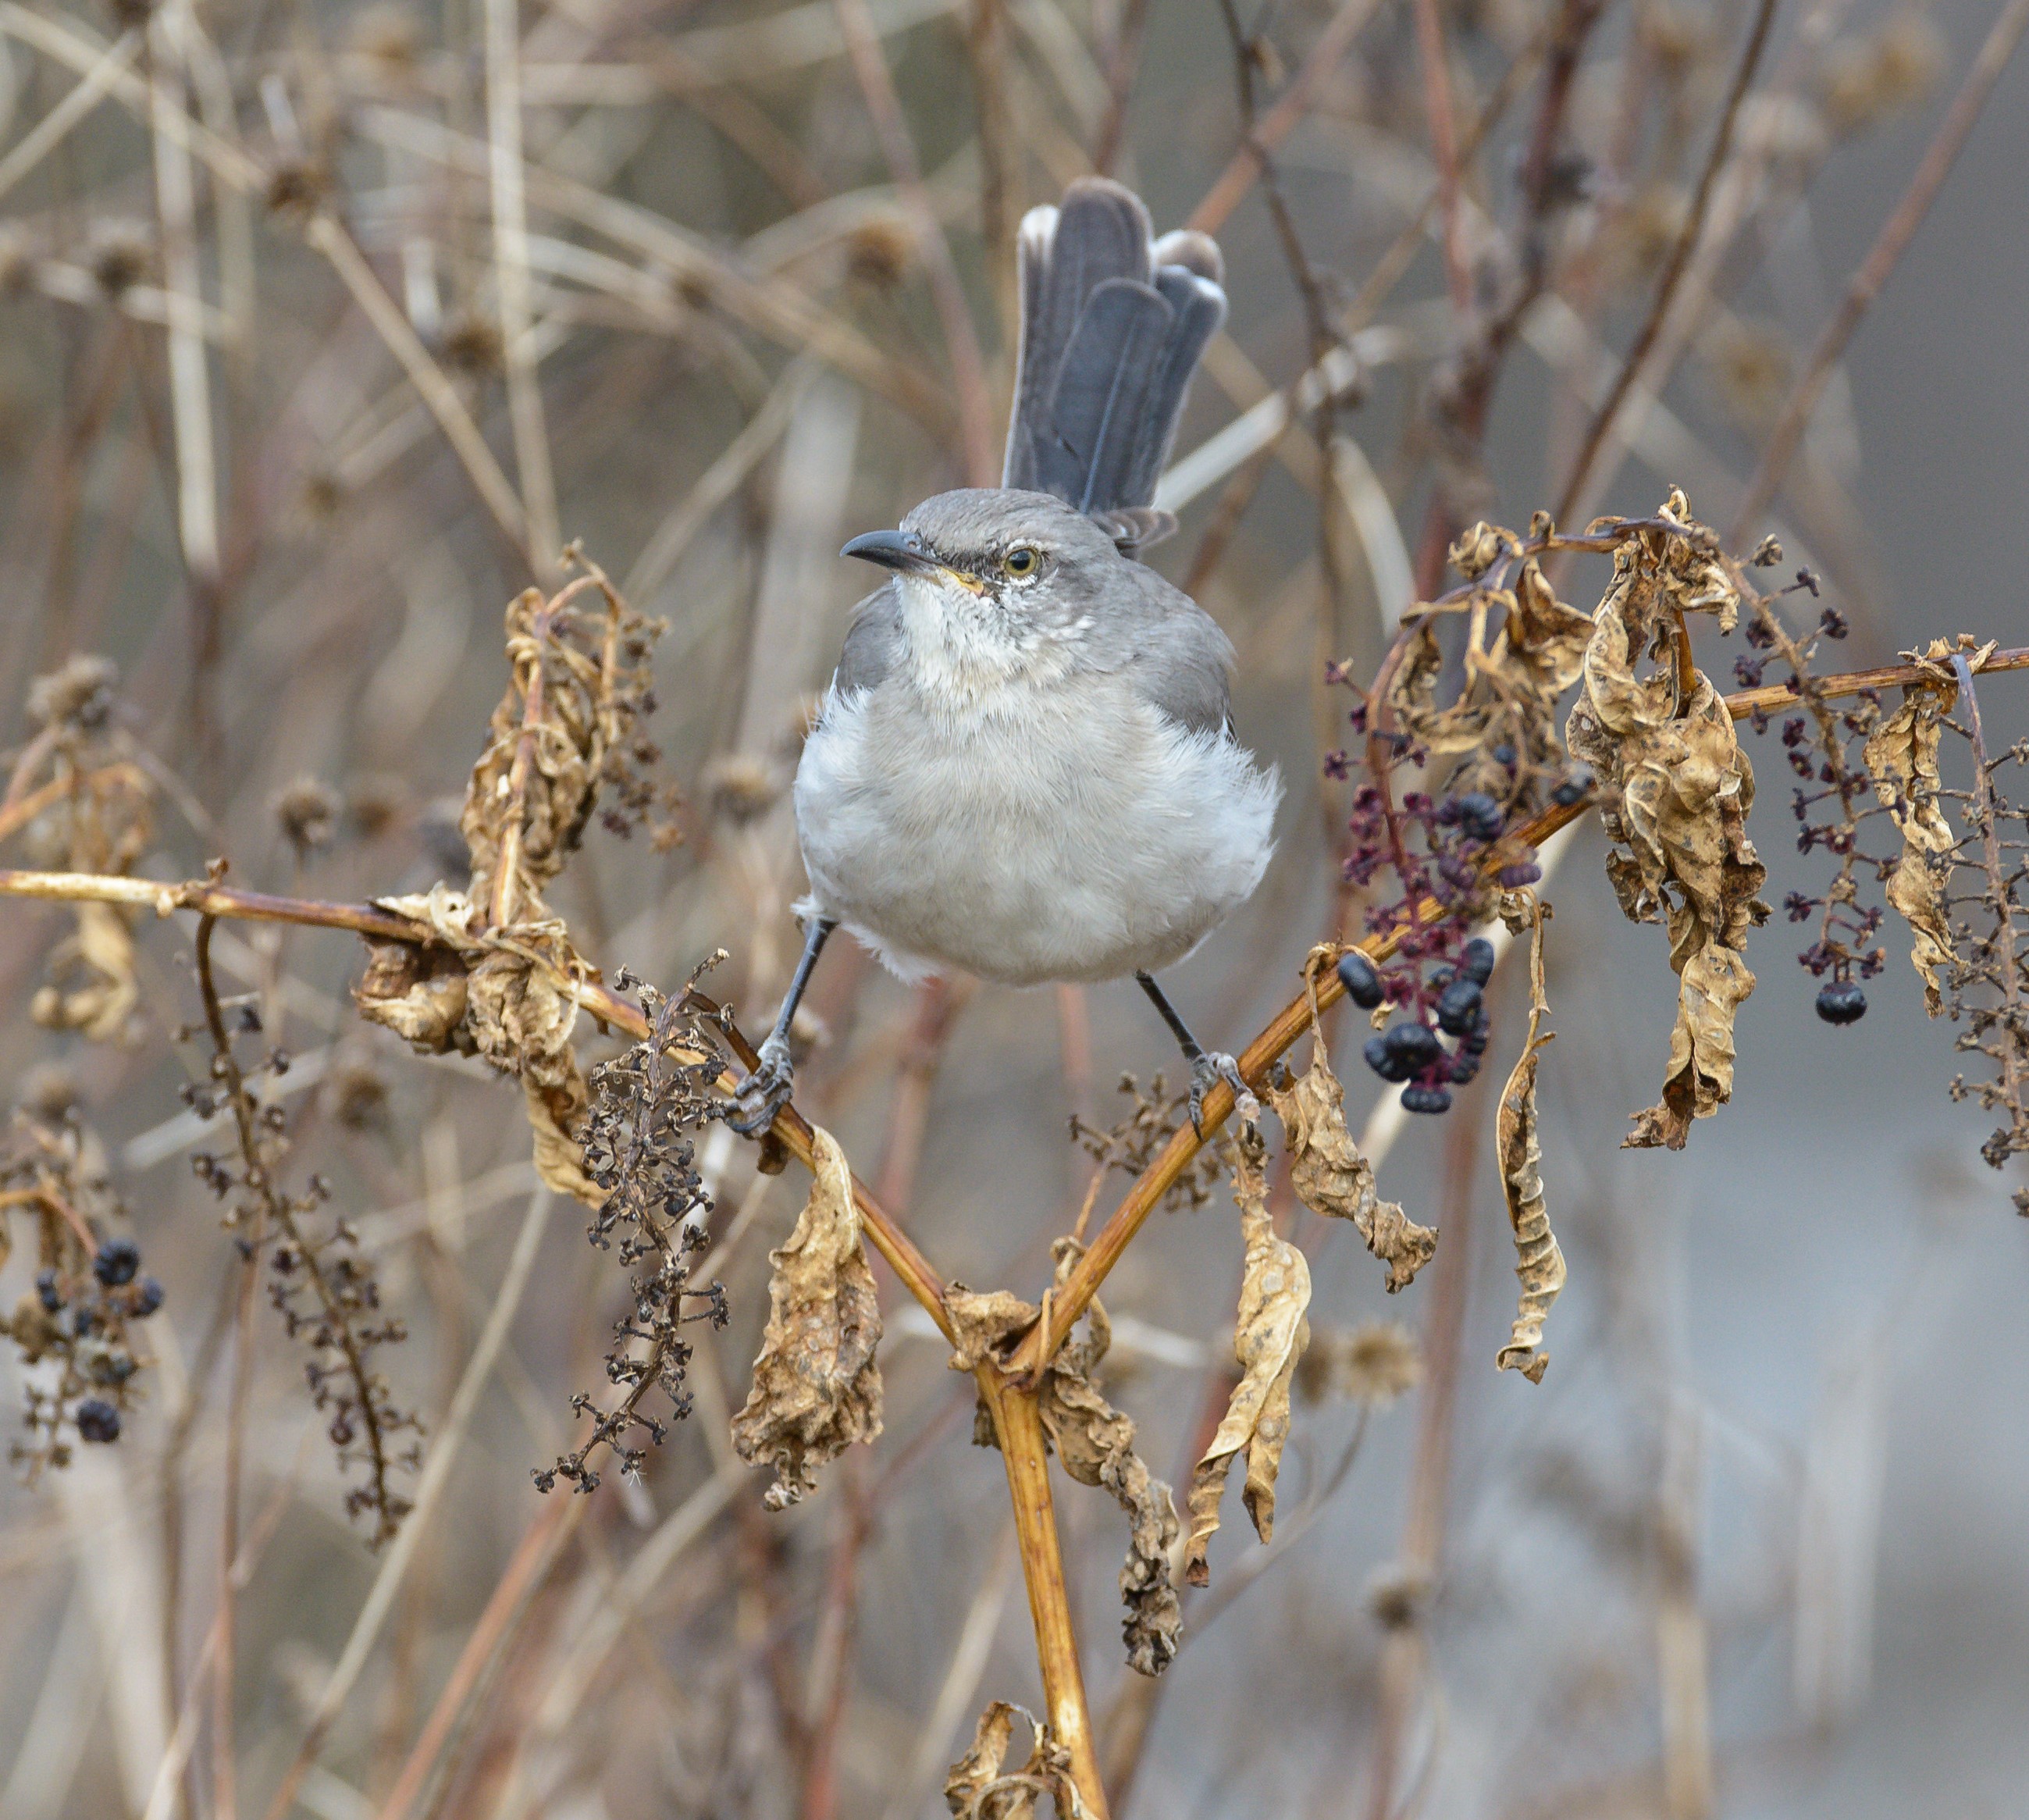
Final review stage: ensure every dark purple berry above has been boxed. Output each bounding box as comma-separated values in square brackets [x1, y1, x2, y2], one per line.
[1552, 767, 1593, 807]
[1498, 861, 1543, 887]
[1364, 1036, 1415, 1083]
[94, 1238, 140, 1287]
[1337, 950, 1384, 1010]
[1455, 792, 1504, 843]
[133, 1277, 165, 1318]
[1815, 980, 1867, 1025]
[1458, 938, 1496, 986]
[1492, 743, 1517, 768]
[1436, 978, 1483, 1036]
[36, 1270, 62, 1313]
[1382, 1020, 1443, 1070]
[76, 1400, 120, 1444]
[1401, 1083, 1453, 1114]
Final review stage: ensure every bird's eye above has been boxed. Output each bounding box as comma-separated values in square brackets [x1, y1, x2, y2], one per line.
[1003, 546, 1040, 578]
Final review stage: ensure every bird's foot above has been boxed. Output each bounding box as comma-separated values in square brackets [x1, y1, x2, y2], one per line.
[727, 1035, 795, 1136]
[1188, 1049, 1257, 1138]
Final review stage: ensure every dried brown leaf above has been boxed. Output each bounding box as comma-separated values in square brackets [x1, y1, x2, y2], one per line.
[943, 1701, 1086, 1818]
[1863, 682, 1956, 1014]
[1266, 1047, 1436, 1292]
[30, 903, 137, 1044]
[1494, 901, 1564, 1384]
[1567, 493, 1768, 1149]
[945, 1255, 1182, 1676]
[731, 1126, 883, 1510]
[1184, 1126, 1311, 1587]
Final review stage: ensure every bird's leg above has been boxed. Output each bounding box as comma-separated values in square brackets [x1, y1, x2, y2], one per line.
[1136, 971, 1252, 1137]
[728, 917, 836, 1136]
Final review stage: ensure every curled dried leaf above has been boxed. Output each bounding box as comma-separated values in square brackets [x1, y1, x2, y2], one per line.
[945, 1255, 1182, 1676]
[943, 1701, 1086, 1819]
[730, 1126, 882, 1510]
[1265, 1045, 1435, 1291]
[30, 903, 138, 1044]
[1567, 494, 1768, 1149]
[1388, 557, 1595, 821]
[1494, 900, 1564, 1384]
[359, 888, 604, 1202]
[1184, 1125, 1311, 1587]
[1863, 682, 1956, 1013]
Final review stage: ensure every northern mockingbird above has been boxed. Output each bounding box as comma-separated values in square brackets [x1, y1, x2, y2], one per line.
[729, 178, 1280, 1134]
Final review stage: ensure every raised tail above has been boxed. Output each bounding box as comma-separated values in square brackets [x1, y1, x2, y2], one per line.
[1001, 179, 1226, 522]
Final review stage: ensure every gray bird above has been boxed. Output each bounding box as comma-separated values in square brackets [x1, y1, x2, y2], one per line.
[729, 178, 1280, 1135]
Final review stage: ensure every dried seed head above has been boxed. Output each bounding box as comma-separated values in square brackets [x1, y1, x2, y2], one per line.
[1823, 11, 1945, 136]
[347, 2, 423, 69]
[845, 217, 913, 290]
[325, 1060, 392, 1133]
[86, 221, 153, 298]
[1366, 1562, 1433, 1631]
[1702, 319, 1792, 429]
[272, 776, 343, 857]
[345, 774, 411, 840]
[27, 655, 118, 732]
[439, 312, 504, 374]
[16, 1063, 81, 1124]
[699, 753, 783, 825]
[1297, 1320, 1424, 1408]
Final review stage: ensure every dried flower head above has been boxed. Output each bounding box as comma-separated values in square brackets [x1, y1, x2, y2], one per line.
[272, 775, 343, 858]
[1297, 1321, 1423, 1407]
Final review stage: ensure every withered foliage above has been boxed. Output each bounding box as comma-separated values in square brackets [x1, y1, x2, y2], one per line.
[943, 1701, 1087, 1819]
[1863, 675, 1956, 1013]
[0, 1079, 162, 1475]
[1183, 1124, 1311, 1588]
[732, 1124, 883, 1511]
[1493, 899, 1564, 1384]
[1934, 658, 2029, 1184]
[1388, 525, 1597, 825]
[356, 558, 682, 1203]
[11, 656, 153, 1045]
[190, 917, 418, 1544]
[539, 966, 728, 1494]
[1331, 522, 1595, 1118]
[946, 1249, 1182, 1676]
[1068, 1071, 1222, 1214]
[1566, 490, 1769, 1149]
[1265, 1026, 1436, 1293]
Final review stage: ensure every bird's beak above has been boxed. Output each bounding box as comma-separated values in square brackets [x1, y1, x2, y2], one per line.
[840, 528, 986, 593]
[841, 528, 937, 574]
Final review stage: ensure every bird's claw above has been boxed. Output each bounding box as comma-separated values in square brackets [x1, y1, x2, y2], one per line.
[1188, 1050, 1255, 1138]
[727, 1036, 795, 1136]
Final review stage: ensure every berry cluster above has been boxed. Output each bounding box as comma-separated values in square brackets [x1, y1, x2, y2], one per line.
[1340, 935, 1496, 1115]
[12, 1236, 164, 1463]
[1738, 594, 1895, 1026]
[538, 963, 730, 1495]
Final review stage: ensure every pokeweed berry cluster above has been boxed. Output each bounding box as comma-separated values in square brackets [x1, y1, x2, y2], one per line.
[1735, 589, 1896, 1027]
[1339, 934, 1496, 1115]
[13, 1236, 165, 1463]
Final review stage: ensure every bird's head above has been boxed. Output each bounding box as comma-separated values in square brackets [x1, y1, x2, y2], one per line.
[841, 489, 1154, 655]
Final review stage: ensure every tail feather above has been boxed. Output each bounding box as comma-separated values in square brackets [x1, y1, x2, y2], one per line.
[1002, 180, 1227, 518]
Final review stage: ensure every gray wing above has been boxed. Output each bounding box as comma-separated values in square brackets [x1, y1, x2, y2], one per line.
[1102, 562, 1235, 739]
[833, 583, 902, 697]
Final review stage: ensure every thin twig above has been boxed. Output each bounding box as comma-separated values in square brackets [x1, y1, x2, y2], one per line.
[1556, 0, 1779, 525]
[833, 0, 998, 483]
[1410, 0, 1469, 315]
[485, 0, 562, 577]
[259, 1190, 557, 1820]
[1728, 0, 2029, 544]
[1188, 0, 1387, 236]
